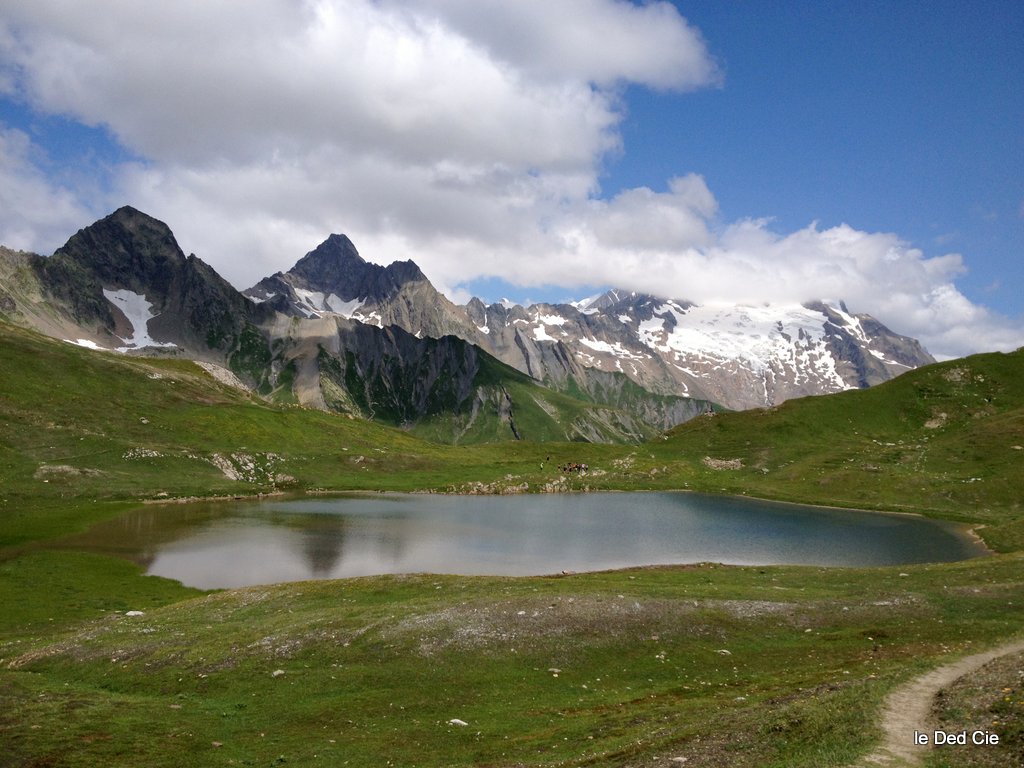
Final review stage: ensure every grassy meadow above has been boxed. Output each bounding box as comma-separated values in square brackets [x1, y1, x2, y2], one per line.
[1, 320, 1023, 766]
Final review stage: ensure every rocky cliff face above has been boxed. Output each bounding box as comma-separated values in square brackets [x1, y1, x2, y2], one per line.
[256, 236, 935, 413]
[251, 235, 717, 426]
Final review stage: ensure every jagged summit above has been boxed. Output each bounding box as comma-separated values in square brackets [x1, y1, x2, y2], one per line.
[243, 234, 471, 339]
[289, 234, 365, 288]
[50, 205, 186, 292]
[24, 206, 262, 359]
[246, 233, 424, 309]
[288, 233, 427, 299]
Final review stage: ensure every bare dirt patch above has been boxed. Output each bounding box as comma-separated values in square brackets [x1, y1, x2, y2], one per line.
[387, 595, 799, 656]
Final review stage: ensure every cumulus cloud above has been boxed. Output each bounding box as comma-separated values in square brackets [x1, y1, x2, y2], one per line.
[400, 0, 722, 89]
[0, 0, 1020, 361]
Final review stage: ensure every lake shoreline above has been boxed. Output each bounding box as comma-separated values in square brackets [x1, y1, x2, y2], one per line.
[137, 484, 995, 560]
[86, 489, 989, 590]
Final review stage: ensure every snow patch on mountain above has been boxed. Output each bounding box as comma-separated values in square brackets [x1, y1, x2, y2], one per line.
[102, 289, 177, 351]
[291, 287, 327, 317]
[536, 313, 567, 326]
[636, 302, 849, 392]
[325, 294, 365, 318]
[570, 294, 601, 314]
[869, 348, 912, 367]
[577, 337, 649, 361]
[533, 324, 556, 342]
[64, 338, 108, 350]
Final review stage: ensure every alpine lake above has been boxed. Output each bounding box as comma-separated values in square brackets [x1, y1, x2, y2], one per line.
[57, 492, 987, 589]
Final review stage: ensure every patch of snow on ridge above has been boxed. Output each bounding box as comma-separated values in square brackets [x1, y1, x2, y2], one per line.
[637, 315, 666, 348]
[292, 287, 326, 316]
[536, 313, 566, 326]
[826, 302, 870, 344]
[533, 324, 556, 342]
[64, 338, 108, 350]
[869, 349, 911, 367]
[577, 337, 647, 360]
[325, 294, 365, 318]
[570, 293, 601, 312]
[102, 289, 177, 351]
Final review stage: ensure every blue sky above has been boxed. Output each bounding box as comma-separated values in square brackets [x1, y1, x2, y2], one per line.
[608, 1, 1024, 317]
[0, 0, 1021, 358]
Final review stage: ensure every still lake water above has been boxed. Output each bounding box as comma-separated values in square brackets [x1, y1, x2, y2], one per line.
[61, 492, 987, 589]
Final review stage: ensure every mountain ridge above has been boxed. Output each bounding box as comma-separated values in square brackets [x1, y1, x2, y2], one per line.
[0, 208, 666, 443]
[0, 207, 935, 436]
[254, 239, 933, 410]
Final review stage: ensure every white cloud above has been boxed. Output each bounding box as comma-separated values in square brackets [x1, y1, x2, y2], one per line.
[0, 0, 1020, 362]
[0, 127, 97, 253]
[0, 0, 633, 170]
[400, 0, 722, 89]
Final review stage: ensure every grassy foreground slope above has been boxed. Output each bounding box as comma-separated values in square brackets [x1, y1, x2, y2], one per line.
[2, 321, 1023, 767]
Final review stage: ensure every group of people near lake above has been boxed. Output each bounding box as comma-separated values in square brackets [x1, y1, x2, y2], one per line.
[559, 461, 589, 474]
[538, 456, 589, 474]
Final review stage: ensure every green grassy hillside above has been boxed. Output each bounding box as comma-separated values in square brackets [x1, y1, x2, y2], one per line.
[408, 365, 659, 445]
[0, 334, 530, 542]
[2, 321, 1023, 767]
[646, 349, 1024, 550]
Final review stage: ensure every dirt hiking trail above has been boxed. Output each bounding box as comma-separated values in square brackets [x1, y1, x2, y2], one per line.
[854, 637, 1024, 766]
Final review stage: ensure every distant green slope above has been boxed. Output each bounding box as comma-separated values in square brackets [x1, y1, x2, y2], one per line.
[407, 353, 657, 444]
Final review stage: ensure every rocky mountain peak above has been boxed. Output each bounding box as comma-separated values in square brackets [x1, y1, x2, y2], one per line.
[52, 206, 186, 293]
[29, 206, 260, 358]
[253, 234, 427, 308]
[289, 234, 364, 286]
[2, 207, 945, 438]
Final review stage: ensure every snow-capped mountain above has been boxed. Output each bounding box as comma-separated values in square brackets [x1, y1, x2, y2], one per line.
[466, 290, 933, 411]
[1, 208, 935, 439]
[1, 206, 268, 360]
[249, 235, 933, 412]
[0, 209, 664, 442]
